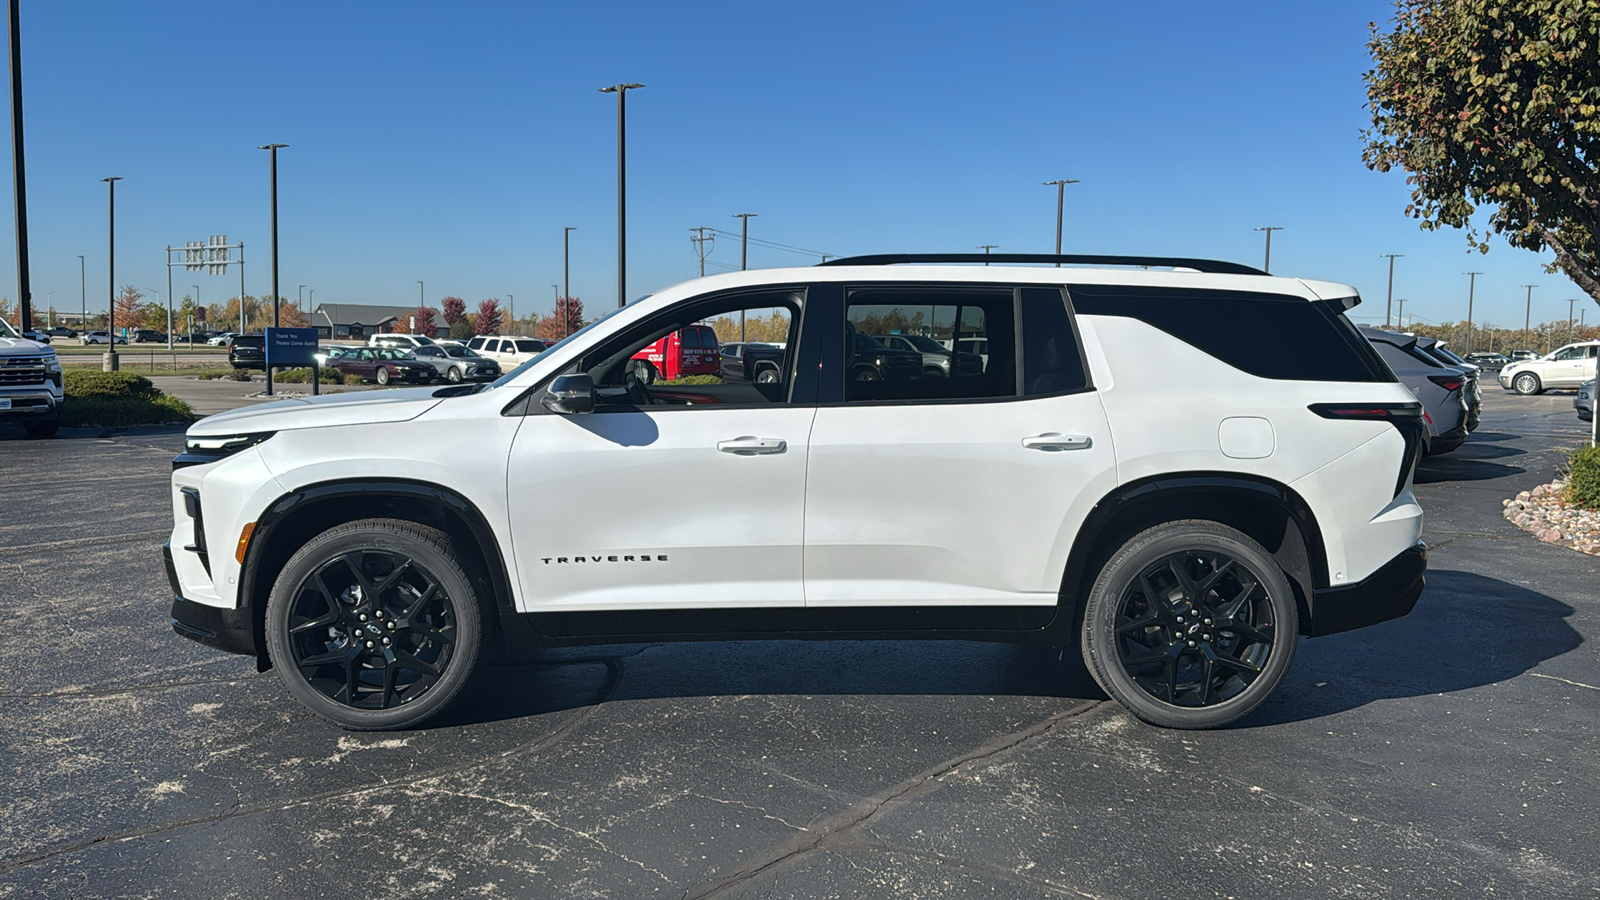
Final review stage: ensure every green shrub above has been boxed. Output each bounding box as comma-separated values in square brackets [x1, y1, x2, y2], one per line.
[344, 374, 364, 385]
[275, 367, 342, 384]
[448, 320, 475, 341]
[656, 374, 724, 386]
[229, 368, 253, 381]
[60, 393, 195, 428]
[1566, 444, 1600, 510]
[63, 370, 162, 402]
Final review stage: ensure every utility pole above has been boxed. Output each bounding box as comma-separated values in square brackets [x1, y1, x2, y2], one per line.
[77, 254, 84, 327]
[1521, 284, 1537, 334]
[978, 244, 998, 265]
[562, 226, 575, 306]
[690, 227, 713, 277]
[1396, 298, 1408, 329]
[8, 0, 32, 332]
[1043, 179, 1078, 266]
[733, 212, 757, 271]
[1464, 271, 1482, 353]
[1254, 226, 1284, 274]
[1380, 254, 1403, 327]
[599, 82, 644, 308]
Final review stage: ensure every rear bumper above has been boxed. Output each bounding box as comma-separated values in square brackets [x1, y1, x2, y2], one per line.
[164, 542, 256, 657]
[1305, 542, 1426, 637]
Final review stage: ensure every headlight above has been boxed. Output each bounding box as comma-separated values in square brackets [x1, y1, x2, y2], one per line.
[175, 432, 275, 469]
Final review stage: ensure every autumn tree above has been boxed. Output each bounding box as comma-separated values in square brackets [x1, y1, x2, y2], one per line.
[139, 301, 167, 332]
[411, 305, 439, 337]
[277, 300, 310, 328]
[112, 285, 144, 333]
[476, 298, 503, 336]
[1364, 0, 1600, 304]
[441, 296, 467, 326]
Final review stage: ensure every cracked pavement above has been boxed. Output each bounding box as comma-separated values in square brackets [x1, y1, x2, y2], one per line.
[2, 390, 1597, 898]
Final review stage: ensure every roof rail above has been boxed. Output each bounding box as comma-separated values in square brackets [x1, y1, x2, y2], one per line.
[816, 253, 1268, 276]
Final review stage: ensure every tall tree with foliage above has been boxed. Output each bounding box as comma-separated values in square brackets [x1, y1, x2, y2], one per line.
[1363, 0, 1600, 303]
[410, 305, 439, 338]
[476, 298, 503, 336]
[113, 285, 144, 333]
[441, 296, 467, 326]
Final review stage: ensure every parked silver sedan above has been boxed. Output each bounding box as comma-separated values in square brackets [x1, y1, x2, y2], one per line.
[407, 344, 502, 383]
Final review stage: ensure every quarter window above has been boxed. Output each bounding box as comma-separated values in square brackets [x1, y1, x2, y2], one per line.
[1020, 287, 1089, 395]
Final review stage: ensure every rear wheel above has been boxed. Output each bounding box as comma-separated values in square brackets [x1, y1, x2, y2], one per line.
[1512, 372, 1542, 395]
[1081, 520, 1297, 729]
[754, 365, 780, 384]
[264, 518, 484, 730]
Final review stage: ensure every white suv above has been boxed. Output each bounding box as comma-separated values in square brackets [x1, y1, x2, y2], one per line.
[1497, 340, 1600, 394]
[164, 254, 1427, 730]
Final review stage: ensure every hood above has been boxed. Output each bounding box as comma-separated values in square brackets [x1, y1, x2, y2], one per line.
[188, 385, 443, 437]
[0, 335, 52, 355]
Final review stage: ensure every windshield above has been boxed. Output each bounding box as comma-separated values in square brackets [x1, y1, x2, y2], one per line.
[899, 334, 949, 353]
[444, 346, 481, 359]
[1433, 344, 1470, 366]
[486, 304, 631, 389]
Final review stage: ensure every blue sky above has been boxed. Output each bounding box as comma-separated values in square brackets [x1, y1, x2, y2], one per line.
[1, 0, 1589, 331]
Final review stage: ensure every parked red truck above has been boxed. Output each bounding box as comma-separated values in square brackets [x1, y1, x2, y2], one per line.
[630, 324, 720, 381]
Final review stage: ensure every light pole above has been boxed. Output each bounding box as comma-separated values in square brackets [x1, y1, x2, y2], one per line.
[44, 289, 56, 327]
[77, 254, 84, 328]
[1380, 254, 1403, 327]
[1521, 284, 1537, 334]
[101, 176, 121, 371]
[1043, 179, 1078, 266]
[599, 82, 643, 308]
[1254, 226, 1284, 274]
[192, 284, 200, 345]
[733, 213, 758, 340]
[506, 293, 513, 328]
[9, 0, 33, 333]
[298, 284, 305, 310]
[1464, 271, 1482, 352]
[1569, 298, 1580, 341]
[563, 226, 575, 306]
[259, 143, 288, 397]
[417, 280, 424, 311]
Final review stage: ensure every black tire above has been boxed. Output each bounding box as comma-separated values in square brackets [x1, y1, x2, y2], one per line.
[446, 366, 463, 384]
[754, 365, 780, 384]
[264, 518, 485, 730]
[1512, 372, 1542, 395]
[376, 367, 391, 386]
[923, 366, 946, 378]
[24, 415, 59, 437]
[853, 367, 879, 382]
[1080, 520, 1297, 729]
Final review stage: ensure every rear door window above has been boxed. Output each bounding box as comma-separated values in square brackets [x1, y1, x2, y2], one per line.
[843, 287, 1015, 402]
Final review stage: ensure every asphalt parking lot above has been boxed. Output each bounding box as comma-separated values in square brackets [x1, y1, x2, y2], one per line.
[2, 389, 1598, 898]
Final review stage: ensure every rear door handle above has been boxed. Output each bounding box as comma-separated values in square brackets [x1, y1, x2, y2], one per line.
[1021, 433, 1092, 451]
[717, 436, 787, 455]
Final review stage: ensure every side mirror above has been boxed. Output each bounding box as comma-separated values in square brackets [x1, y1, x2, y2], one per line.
[541, 373, 595, 414]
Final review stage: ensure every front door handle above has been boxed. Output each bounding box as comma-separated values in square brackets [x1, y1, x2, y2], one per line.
[1021, 433, 1092, 452]
[717, 436, 787, 455]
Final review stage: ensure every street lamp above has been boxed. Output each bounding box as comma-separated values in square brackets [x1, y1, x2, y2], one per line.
[1254, 226, 1284, 274]
[77, 254, 85, 328]
[599, 82, 644, 308]
[563, 226, 576, 305]
[1043, 179, 1078, 266]
[192, 284, 200, 345]
[101, 176, 121, 371]
[417, 280, 424, 310]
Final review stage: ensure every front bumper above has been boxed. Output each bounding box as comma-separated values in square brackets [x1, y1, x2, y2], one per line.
[1304, 542, 1426, 637]
[164, 542, 256, 657]
[0, 389, 61, 419]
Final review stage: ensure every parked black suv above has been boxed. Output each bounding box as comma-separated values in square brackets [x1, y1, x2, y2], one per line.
[228, 334, 265, 370]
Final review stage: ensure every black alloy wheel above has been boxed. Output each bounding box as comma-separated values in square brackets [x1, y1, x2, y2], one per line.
[265, 519, 483, 730]
[1081, 520, 1297, 729]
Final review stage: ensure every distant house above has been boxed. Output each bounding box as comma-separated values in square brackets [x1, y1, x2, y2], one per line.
[310, 303, 416, 340]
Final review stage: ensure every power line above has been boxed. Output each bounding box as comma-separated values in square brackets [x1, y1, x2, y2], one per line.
[705, 227, 833, 259]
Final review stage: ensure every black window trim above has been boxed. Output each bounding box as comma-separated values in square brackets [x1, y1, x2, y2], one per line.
[816, 281, 1097, 408]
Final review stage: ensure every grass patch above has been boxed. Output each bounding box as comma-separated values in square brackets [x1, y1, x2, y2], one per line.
[60, 370, 197, 427]
[656, 374, 725, 385]
[1566, 444, 1600, 510]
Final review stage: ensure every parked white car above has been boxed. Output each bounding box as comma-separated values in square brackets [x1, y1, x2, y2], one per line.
[466, 334, 547, 369]
[206, 332, 237, 347]
[166, 253, 1426, 731]
[1497, 340, 1600, 394]
[369, 333, 438, 352]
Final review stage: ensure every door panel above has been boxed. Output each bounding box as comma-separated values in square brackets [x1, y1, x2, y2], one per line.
[507, 407, 816, 612]
[803, 392, 1115, 607]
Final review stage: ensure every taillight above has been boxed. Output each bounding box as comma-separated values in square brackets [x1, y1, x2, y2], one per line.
[1428, 375, 1464, 392]
[1308, 403, 1425, 498]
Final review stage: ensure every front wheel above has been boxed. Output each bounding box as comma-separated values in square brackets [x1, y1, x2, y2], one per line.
[1513, 372, 1542, 395]
[1080, 520, 1297, 729]
[264, 519, 485, 730]
[376, 367, 391, 386]
[754, 366, 780, 384]
[24, 415, 59, 437]
[446, 366, 462, 383]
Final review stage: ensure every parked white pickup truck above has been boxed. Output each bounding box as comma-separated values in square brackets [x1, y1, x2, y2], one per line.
[0, 317, 63, 435]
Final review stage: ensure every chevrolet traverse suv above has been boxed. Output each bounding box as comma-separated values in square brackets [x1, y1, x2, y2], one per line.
[165, 254, 1427, 731]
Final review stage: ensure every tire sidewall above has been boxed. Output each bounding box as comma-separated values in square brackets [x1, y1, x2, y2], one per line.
[447, 366, 462, 383]
[1080, 521, 1298, 729]
[1514, 372, 1541, 394]
[264, 520, 484, 730]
